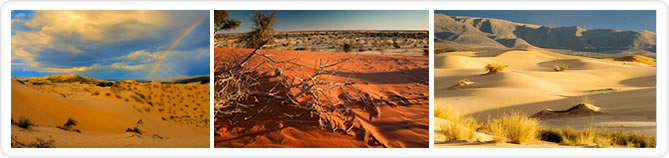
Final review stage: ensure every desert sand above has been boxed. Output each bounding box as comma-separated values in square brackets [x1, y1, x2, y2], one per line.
[434, 49, 656, 147]
[214, 48, 429, 148]
[11, 74, 210, 148]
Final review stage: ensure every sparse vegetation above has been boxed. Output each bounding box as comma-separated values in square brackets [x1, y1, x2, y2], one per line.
[436, 106, 481, 142]
[241, 11, 277, 48]
[125, 119, 144, 135]
[553, 64, 568, 71]
[448, 79, 474, 90]
[484, 62, 508, 74]
[342, 43, 353, 53]
[57, 118, 81, 133]
[540, 128, 655, 148]
[11, 117, 36, 129]
[484, 112, 540, 144]
[11, 136, 55, 148]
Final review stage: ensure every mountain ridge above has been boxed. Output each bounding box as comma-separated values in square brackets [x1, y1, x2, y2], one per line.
[434, 14, 656, 57]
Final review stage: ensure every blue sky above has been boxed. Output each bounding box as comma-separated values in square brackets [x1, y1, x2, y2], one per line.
[435, 10, 656, 32]
[221, 10, 428, 33]
[11, 10, 210, 81]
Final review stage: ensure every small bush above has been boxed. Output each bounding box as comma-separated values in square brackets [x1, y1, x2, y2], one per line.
[125, 119, 144, 135]
[57, 118, 81, 133]
[485, 112, 540, 144]
[485, 63, 508, 74]
[553, 64, 568, 71]
[393, 41, 401, 49]
[343, 43, 353, 53]
[12, 117, 36, 129]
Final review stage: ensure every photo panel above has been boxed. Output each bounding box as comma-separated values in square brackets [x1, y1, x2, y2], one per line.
[433, 10, 656, 148]
[10, 10, 211, 148]
[213, 10, 430, 148]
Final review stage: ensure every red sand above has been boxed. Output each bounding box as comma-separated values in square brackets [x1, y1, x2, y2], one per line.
[214, 48, 428, 148]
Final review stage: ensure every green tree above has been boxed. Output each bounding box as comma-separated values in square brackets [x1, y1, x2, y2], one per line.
[214, 10, 241, 33]
[241, 11, 277, 48]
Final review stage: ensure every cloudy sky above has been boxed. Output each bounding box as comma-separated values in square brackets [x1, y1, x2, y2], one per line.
[435, 10, 656, 32]
[221, 10, 428, 33]
[11, 10, 210, 81]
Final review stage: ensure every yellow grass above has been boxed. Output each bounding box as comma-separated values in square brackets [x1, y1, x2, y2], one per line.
[539, 128, 655, 148]
[553, 64, 568, 71]
[435, 106, 481, 142]
[485, 62, 508, 74]
[485, 112, 540, 144]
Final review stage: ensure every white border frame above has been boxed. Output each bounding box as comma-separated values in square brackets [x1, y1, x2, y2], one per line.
[0, 0, 667, 157]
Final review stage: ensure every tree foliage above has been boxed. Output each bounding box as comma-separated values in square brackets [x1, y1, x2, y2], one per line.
[214, 10, 241, 32]
[241, 11, 277, 48]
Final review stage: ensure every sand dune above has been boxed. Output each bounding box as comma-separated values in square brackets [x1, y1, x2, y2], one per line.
[214, 48, 428, 148]
[435, 49, 656, 147]
[11, 75, 209, 148]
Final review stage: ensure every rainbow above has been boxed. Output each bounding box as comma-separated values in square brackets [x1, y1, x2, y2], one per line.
[146, 16, 207, 79]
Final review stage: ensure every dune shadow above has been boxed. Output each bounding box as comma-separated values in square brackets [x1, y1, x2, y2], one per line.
[537, 59, 587, 70]
[467, 88, 656, 124]
[619, 75, 655, 87]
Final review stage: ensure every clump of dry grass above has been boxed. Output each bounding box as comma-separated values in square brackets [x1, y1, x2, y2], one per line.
[448, 79, 474, 90]
[485, 62, 508, 74]
[539, 128, 655, 148]
[435, 106, 481, 142]
[485, 112, 540, 144]
[553, 64, 568, 71]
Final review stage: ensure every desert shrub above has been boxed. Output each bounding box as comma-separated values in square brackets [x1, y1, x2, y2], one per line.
[63, 118, 77, 129]
[125, 120, 144, 135]
[485, 63, 508, 74]
[553, 64, 568, 72]
[343, 43, 353, 52]
[57, 118, 81, 133]
[96, 82, 114, 87]
[130, 95, 144, 104]
[134, 92, 146, 100]
[393, 41, 401, 49]
[12, 117, 36, 129]
[11, 136, 55, 148]
[423, 49, 429, 56]
[92, 91, 100, 96]
[485, 112, 540, 144]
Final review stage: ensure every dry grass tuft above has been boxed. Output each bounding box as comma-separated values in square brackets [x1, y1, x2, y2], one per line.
[435, 106, 481, 142]
[485, 62, 508, 74]
[553, 64, 568, 71]
[540, 128, 655, 148]
[448, 79, 474, 90]
[485, 112, 540, 144]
